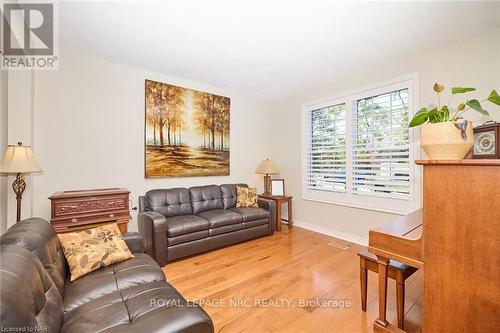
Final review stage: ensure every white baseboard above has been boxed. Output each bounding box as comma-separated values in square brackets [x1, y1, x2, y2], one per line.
[291, 219, 368, 246]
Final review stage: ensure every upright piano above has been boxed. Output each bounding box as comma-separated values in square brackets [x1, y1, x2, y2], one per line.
[368, 159, 500, 332]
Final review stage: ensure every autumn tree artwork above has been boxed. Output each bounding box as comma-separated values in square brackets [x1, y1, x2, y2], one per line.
[145, 79, 230, 178]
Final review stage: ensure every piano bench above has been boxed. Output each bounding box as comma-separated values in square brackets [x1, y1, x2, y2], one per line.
[358, 250, 418, 330]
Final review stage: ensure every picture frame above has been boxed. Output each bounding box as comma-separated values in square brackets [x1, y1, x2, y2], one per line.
[270, 179, 285, 196]
[144, 79, 230, 178]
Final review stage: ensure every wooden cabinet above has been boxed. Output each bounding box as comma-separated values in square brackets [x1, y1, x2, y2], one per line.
[370, 160, 500, 332]
[417, 160, 500, 332]
[49, 188, 131, 233]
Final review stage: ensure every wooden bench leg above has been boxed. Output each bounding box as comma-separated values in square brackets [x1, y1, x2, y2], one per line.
[374, 256, 390, 328]
[396, 280, 405, 330]
[360, 258, 367, 311]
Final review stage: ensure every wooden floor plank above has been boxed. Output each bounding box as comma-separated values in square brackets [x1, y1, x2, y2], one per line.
[164, 226, 422, 333]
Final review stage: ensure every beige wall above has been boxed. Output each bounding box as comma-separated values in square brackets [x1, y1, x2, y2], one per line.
[2, 70, 36, 231]
[5, 71, 35, 228]
[0, 70, 8, 233]
[267, 28, 500, 244]
[1, 8, 35, 232]
[30, 49, 272, 231]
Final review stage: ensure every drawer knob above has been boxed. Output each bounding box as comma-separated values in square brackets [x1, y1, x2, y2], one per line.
[109, 214, 114, 219]
[71, 218, 78, 223]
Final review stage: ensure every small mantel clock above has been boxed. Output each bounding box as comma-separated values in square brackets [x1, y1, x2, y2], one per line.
[473, 121, 500, 159]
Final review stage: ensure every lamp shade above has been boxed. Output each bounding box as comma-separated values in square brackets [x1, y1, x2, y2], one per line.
[0, 144, 42, 174]
[255, 159, 279, 175]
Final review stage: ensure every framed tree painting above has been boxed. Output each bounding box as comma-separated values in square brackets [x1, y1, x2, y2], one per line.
[145, 79, 230, 178]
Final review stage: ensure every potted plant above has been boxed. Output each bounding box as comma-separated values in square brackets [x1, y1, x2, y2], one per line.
[409, 83, 500, 159]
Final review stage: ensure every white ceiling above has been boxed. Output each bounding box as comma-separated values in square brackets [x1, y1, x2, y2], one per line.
[60, 1, 500, 100]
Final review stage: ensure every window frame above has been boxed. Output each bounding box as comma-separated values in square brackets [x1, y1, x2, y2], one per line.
[301, 74, 421, 215]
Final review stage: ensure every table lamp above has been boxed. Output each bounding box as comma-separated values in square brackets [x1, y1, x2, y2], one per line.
[0, 142, 42, 222]
[255, 159, 279, 195]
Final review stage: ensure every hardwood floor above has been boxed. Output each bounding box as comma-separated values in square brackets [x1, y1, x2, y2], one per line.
[164, 225, 422, 333]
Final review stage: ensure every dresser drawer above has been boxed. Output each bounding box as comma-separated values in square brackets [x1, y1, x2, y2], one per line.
[53, 219, 129, 234]
[50, 211, 129, 225]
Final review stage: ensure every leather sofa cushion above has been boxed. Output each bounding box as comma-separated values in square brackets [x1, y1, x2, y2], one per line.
[197, 209, 242, 228]
[189, 185, 223, 214]
[145, 188, 193, 217]
[0, 218, 67, 297]
[62, 281, 213, 333]
[220, 183, 248, 209]
[63, 253, 165, 312]
[209, 223, 243, 236]
[165, 215, 210, 237]
[229, 207, 270, 222]
[0, 245, 63, 332]
[168, 230, 209, 246]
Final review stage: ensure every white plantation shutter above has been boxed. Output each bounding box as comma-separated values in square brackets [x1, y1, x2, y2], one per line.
[352, 88, 411, 199]
[305, 104, 347, 193]
[302, 77, 419, 214]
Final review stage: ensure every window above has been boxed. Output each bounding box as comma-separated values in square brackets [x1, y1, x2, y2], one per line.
[305, 103, 347, 193]
[352, 89, 410, 199]
[302, 76, 420, 214]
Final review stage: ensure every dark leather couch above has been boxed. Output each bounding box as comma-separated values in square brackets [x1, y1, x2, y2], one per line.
[138, 184, 276, 266]
[0, 218, 213, 333]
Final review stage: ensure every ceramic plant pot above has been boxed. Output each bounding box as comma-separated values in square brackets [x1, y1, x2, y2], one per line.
[420, 121, 473, 159]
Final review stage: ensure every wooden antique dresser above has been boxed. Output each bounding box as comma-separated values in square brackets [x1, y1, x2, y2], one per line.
[49, 188, 131, 233]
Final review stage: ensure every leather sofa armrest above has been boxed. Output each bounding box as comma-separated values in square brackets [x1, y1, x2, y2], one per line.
[138, 196, 146, 213]
[138, 211, 168, 266]
[123, 232, 144, 253]
[258, 198, 276, 235]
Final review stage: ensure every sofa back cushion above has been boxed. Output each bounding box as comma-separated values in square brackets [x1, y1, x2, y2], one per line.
[189, 185, 223, 214]
[0, 218, 67, 297]
[220, 183, 248, 209]
[0, 245, 63, 332]
[145, 188, 193, 217]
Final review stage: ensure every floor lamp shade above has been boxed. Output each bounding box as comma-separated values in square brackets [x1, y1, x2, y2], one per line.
[255, 159, 279, 195]
[0, 144, 42, 173]
[0, 143, 43, 222]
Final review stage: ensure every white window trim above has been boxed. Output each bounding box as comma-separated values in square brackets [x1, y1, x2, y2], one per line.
[301, 73, 421, 215]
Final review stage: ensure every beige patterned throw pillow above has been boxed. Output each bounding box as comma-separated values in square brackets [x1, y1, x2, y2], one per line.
[58, 223, 134, 281]
[236, 186, 259, 208]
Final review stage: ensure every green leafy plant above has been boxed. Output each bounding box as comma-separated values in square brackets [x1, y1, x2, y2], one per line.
[408, 83, 500, 127]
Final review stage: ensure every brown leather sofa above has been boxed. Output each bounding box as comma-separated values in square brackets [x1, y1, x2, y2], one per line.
[0, 218, 213, 333]
[138, 184, 276, 266]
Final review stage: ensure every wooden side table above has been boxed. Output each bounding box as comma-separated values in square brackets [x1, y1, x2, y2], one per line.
[258, 194, 293, 231]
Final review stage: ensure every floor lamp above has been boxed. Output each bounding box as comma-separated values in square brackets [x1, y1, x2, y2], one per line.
[0, 142, 43, 222]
